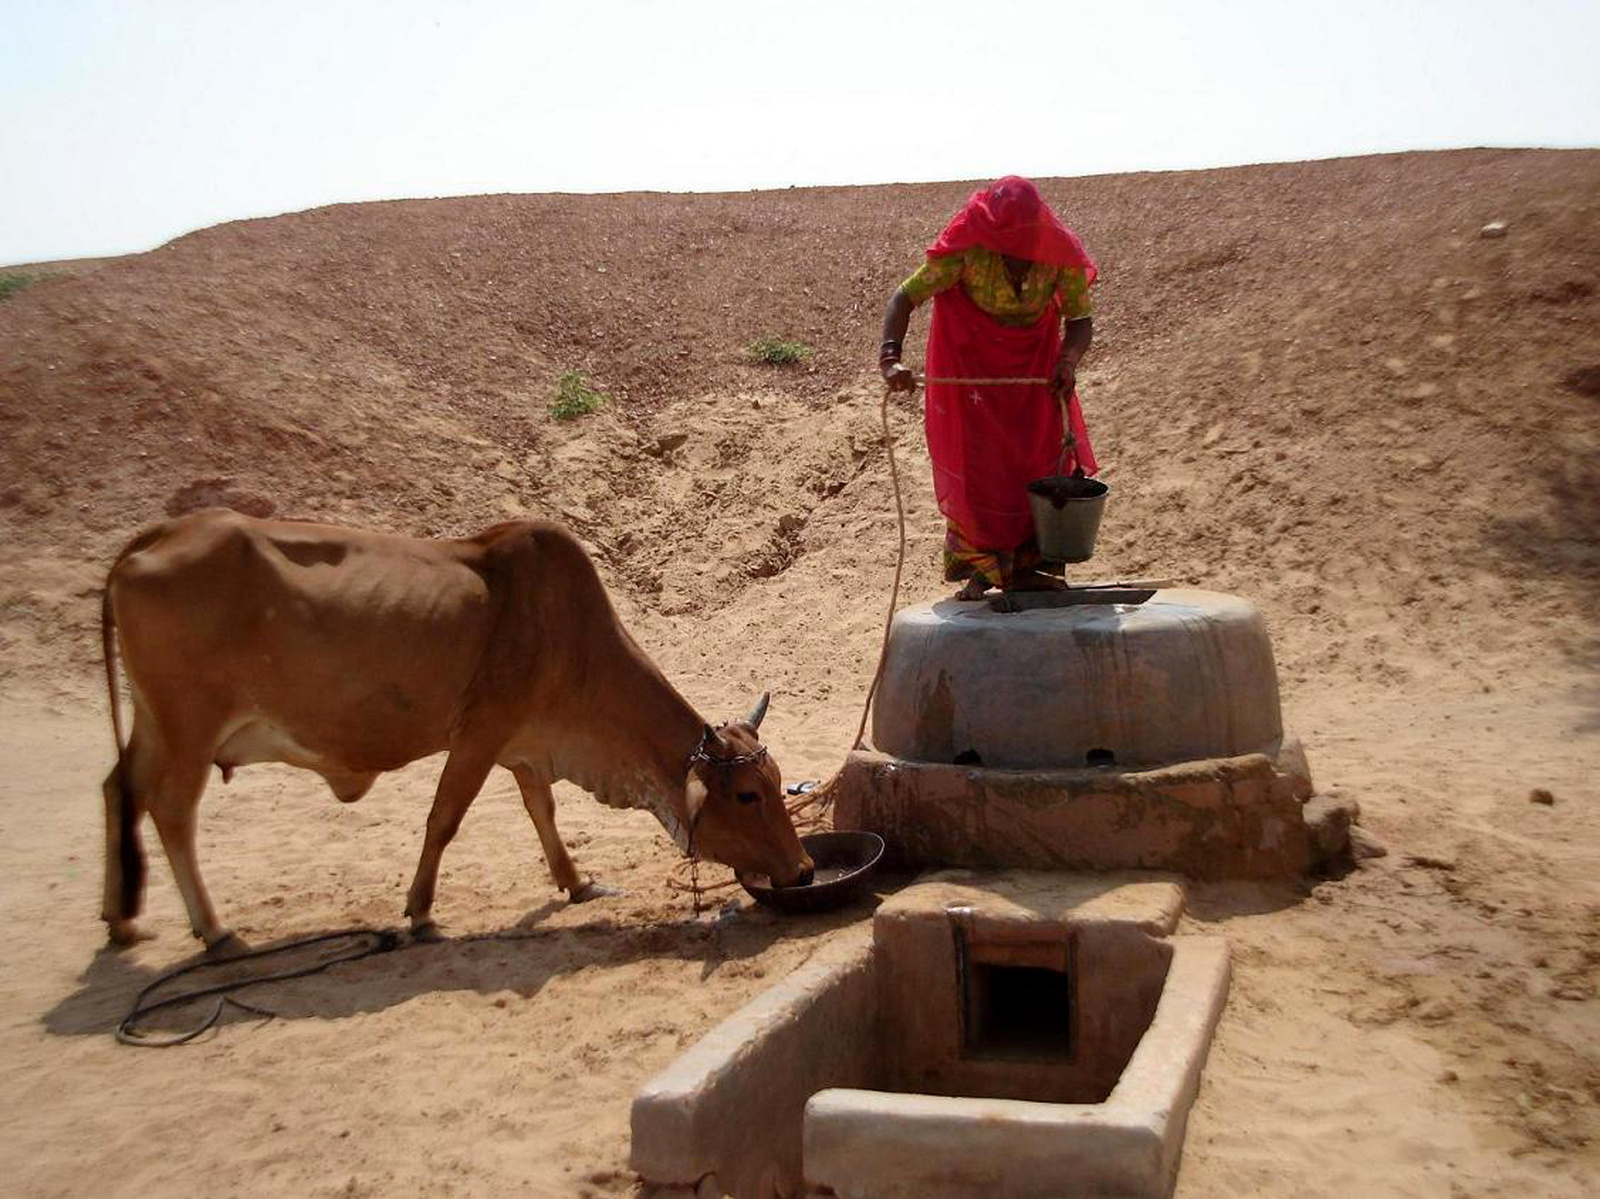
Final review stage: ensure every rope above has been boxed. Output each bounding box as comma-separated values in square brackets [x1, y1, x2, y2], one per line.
[793, 375, 1056, 824]
[666, 855, 740, 912]
[116, 369, 1077, 1008]
[851, 383, 910, 752]
[668, 381, 916, 908]
[117, 908, 762, 1044]
[129, 375, 940, 952]
[116, 928, 402, 1047]
[917, 375, 1050, 386]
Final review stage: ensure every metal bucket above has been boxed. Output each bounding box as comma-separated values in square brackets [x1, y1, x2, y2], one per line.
[1027, 475, 1109, 563]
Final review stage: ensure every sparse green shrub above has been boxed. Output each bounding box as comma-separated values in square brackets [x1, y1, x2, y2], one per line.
[551, 370, 606, 420]
[748, 336, 813, 365]
[0, 273, 35, 301]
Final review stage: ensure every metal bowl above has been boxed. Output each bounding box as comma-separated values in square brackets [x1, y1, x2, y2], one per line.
[740, 830, 886, 914]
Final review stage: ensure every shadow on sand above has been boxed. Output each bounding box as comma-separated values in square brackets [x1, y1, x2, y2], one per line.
[45, 866, 1324, 1045]
[1481, 449, 1600, 729]
[43, 891, 881, 1043]
[1181, 876, 1319, 924]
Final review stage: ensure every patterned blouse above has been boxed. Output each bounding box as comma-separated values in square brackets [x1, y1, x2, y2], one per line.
[900, 245, 1093, 327]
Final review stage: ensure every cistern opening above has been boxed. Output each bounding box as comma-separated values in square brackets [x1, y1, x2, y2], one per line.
[963, 960, 1074, 1061]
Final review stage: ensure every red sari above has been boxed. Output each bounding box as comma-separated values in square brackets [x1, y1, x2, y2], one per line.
[918, 178, 1099, 586]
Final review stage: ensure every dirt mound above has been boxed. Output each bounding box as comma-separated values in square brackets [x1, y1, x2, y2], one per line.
[2, 149, 1597, 688]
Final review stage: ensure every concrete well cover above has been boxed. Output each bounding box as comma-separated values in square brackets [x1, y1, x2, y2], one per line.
[630, 874, 1229, 1199]
[870, 588, 1284, 770]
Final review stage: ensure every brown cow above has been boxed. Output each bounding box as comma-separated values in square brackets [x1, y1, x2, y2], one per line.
[100, 510, 813, 951]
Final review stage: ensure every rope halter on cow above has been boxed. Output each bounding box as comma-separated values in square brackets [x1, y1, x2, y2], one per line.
[676, 692, 774, 910]
[684, 689, 772, 775]
[685, 724, 771, 772]
[682, 720, 771, 856]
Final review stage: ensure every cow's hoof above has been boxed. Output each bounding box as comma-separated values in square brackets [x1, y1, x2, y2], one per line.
[568, 880, 623, 904]
[204, 932, 251, 958]
[410, 919, 444, 943]
[105, 918, 140, 947]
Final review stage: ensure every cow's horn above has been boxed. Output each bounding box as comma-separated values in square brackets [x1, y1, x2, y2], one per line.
[747, 691, 771, 730]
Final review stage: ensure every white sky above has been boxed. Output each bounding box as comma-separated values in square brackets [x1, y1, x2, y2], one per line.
[4, 0, 1597, 264]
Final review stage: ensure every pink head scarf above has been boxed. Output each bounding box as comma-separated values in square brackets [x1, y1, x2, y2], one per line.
[927, 176, 1096, 280]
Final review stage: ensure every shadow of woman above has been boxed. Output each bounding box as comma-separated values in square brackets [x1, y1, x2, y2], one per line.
[1481, 450, 1600, 729]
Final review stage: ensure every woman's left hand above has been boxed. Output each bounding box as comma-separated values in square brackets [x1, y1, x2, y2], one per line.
[1051, 356, 1077, 398]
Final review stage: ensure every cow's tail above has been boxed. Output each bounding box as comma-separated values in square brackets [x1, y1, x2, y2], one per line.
[102, 576, 144, 926]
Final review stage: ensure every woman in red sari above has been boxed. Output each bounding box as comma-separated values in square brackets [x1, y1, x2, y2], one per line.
[880, 177, 1098, 599]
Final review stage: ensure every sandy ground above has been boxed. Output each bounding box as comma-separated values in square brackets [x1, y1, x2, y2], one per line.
[1, 149, 1598, 1196]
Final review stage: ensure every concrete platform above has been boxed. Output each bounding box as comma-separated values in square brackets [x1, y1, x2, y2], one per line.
[832, 742, 1326, 879]
[872, 589, 1285, 771]
[631, 873, 1228, 1199]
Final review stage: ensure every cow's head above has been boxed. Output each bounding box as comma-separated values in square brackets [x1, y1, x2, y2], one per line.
[684, 692, 815, 888]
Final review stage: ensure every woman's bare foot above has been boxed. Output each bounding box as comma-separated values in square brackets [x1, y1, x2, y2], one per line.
[953, 578, 990, 601]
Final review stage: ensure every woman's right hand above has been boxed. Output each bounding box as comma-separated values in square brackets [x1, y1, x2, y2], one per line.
[882, 362, 916, 393]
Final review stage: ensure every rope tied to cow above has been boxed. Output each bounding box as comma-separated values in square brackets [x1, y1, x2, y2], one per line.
[668, 379, 914, 911]
[116, 927, 402, 1047]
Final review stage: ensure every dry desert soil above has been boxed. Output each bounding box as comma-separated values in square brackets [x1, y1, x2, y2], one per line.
[1, 148, 1597, 1197]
